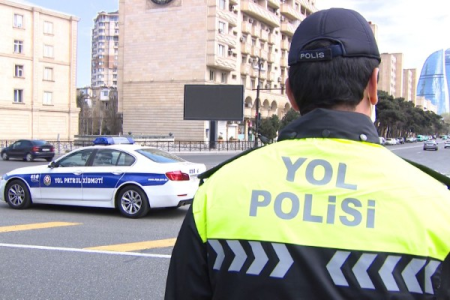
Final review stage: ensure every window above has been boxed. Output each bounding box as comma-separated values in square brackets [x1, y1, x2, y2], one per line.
[15, 65, 24, 77]
[13, 14, 23, 28]
[209, 70, 215, 81]
[44, 45, 53, 58]
[218, 44, 225, 56]
[219, 0, 226, 9]
[58, 149, 95, 167]
[44, 67, 53, 80]
[14, 89, 23, 103]
[43, 21, 53, 34]
[14, 40, 23, 54]
[221, 72, 227, 83]
[218, 21, 225, 33]
[43, 92, 52, 105]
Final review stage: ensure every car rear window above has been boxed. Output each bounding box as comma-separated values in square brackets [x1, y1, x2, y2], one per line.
[33, 140, 48, 146]
[136, 148, 186, 163]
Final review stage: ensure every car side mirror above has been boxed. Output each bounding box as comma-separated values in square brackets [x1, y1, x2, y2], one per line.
[48, 161, 58, 169]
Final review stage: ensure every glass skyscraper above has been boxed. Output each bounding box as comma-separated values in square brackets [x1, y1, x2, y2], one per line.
[416, 49, 450, 115]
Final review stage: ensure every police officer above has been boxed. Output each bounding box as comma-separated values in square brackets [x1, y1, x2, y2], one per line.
[165, 8, 450, 300]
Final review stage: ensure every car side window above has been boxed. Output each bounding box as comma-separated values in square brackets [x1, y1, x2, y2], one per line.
[116, 152, 135, 166]
[58, 149, 94, 167]
[92, 149, 120, 166]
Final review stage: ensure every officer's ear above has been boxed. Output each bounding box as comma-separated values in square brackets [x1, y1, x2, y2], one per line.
[367, 68, 379, 105]
[285, 78, 299, 111]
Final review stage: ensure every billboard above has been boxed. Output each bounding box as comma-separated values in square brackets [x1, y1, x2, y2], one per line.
[184, 85, 244, 121]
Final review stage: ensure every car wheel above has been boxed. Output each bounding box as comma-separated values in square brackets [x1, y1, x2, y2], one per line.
[5, 180, 32, 209]
[25, 153, 34, 162]
[1, 152, 9, 161]
[117, 186, 149, 218]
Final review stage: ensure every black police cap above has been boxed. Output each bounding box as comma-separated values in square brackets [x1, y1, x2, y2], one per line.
[288, 8, 381, 65]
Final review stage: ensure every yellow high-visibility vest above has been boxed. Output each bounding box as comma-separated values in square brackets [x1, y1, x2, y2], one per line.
[193, 139, 450, 260]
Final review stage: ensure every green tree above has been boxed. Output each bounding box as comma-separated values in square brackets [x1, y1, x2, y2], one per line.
[259, 114, 280, 141]
[280, 108, 300, 130]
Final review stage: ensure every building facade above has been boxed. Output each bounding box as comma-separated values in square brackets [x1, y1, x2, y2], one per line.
[0, 0, 79, 141]
[91, 11, 119, 88]
[402, 68, 417, 103]
[378, 53, 404, 99]
[118, 0, 317, 141]
[416, 49, 450, 115]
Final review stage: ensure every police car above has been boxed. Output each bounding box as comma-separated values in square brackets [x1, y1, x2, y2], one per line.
[0, 137, 206, 218]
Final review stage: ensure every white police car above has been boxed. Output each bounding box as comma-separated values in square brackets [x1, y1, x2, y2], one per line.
[0, 137, 206, 218]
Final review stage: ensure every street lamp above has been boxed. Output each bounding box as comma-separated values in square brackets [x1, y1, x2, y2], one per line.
[253, 57, 264, 148]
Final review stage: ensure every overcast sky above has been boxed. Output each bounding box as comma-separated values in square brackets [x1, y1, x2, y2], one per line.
[317, 0, 450, 74]
[24, 0, 450, 87]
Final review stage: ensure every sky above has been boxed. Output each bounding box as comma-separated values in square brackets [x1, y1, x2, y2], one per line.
[317, 0, 450, 75]
[22, 0, 450, 87]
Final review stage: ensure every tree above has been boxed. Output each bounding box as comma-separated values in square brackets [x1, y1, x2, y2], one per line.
[259, 114, 280, 141]
[280, 108, 300, 130]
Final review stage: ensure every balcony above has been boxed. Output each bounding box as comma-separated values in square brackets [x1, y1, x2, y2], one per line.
[241, 42, 252, 55]
[260, 49, 268, 61]
[217, 9, 238, 27]
[267, 0, 280, 9]
[251, 26, 260, 38]
[251, 46, 260, 57]
[267, 71, 276, 82]
[267, 52, 276, 63]
[280, 3, 302, 21]
[268, 33, 277, 45]
[207, 54, 237, 71]
[241, 22, 252, 34]
[260, 29, 269, 42]
[280, 56, 288, 68]
[229, 0, 239, 5]
[241, 0, 280, 28]
[280, 21, 296, 37]
[241, 64, 251, 75]
[280, 39, 290, 51]
[217, 33, 238, 49]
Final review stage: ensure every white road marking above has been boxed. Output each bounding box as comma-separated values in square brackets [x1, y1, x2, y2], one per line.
[0, 243, 171, 258]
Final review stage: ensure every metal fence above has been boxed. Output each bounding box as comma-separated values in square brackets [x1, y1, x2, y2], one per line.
[0, 140, 256, 155]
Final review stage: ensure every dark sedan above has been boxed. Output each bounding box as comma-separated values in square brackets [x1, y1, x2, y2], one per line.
[1, 139, 55, 162]
[423, 140, 438, 151]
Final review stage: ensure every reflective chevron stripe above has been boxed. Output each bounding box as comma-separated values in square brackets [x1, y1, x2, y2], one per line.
[326, 250, 441, 295]
[208, 240, 293, 278]
[247, 241, 268, 275]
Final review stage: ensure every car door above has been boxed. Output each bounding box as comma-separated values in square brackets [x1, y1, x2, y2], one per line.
[82, 149, 133, 204]
[8, 140, 26, 159]
[39, 149, 95, 202]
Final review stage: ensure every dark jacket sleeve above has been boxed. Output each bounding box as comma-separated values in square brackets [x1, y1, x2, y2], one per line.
[164, 205, 212, 300]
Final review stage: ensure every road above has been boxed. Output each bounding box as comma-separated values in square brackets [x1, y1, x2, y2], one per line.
[0, 143, 448, 299]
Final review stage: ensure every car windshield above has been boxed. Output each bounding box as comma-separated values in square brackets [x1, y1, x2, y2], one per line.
[136, 148, 186, 163]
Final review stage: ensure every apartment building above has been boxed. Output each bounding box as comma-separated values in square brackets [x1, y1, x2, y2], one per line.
[378, 53, 404, 99]
[91, 11, 119, 88]
[402, 68, 417, 103]
[118, 0, 317, 141]
[0, 0, 79, 141]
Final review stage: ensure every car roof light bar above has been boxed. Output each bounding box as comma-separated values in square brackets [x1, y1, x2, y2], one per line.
[93, 136, 135, 145]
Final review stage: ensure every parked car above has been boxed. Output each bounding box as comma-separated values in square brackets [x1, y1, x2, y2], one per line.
[379, 137, 386, 145]
[423, 140, 438, 151]
[444, 140, 450, 149]
[385, 138, 397, 145]
[1, 139, 55, 162]
[396, 137, 405, 144]
[0, 137, 206, 218]
[406, 137, 416, 143]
